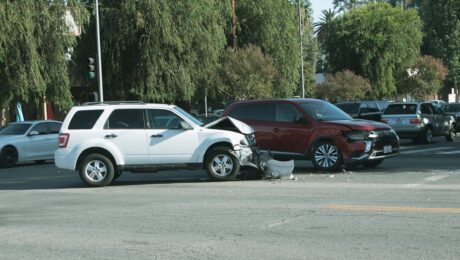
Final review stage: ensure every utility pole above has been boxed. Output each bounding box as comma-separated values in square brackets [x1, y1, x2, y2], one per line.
[95, 0, 104, 102]
[298, 0, 305, 98]
[231, 0, 237, 50]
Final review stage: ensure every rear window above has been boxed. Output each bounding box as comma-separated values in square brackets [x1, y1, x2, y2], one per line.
[68, 110, 104, 129]
[383, 104, 417, 115]
[443, 104, 460, 112]
[336, 103, 359, 114]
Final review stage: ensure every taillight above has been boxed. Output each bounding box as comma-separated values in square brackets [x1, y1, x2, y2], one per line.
[58, 133, 70, 148]
[409, 118, 422, 124]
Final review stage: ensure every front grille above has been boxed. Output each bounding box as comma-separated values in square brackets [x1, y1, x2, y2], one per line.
[371, 130, 399, 149]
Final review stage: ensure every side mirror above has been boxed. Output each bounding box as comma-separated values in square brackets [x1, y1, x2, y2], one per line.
[28, 131, 39, 136]
[294, 116, 308, 125]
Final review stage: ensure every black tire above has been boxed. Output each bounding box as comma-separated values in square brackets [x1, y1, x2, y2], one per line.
[79, 154, 115, 187]
[361, 159, 384, 168]
[113, 170, 123, 180]
[311, 141, 343, 171]
[445, 126, 456, 142]
[205, 147, 240, 181]
[421, 127, 433, 144]
[34, 160, 46, 164]
[0, 146, 18, 168]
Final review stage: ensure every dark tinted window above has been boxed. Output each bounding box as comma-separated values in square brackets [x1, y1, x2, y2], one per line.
[30, 123, 48, 135]
[247, 103, 275, 121]
[443, 104, 460, 112]
[276, 104, 301, 122]
[336, 103, 359, 114]
[365, 102, 380, 113]
[300, 101, 351, 121]
[69, 110, 103, 129]
[49, 122, 62, 134]
[420, 103, 433, 114]
[228, 105, 248, 120]
[383, 104, 417, 115]
[0, 123, 32, 135]
[106, 109, 145, 129]
[147, 109, 189, 129]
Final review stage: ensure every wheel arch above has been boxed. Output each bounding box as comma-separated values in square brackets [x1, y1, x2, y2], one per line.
[76, 147, 117, 171]
[201, 141, 234, 168]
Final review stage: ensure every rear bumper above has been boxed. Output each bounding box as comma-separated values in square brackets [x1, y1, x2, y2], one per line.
[394, 128, 425, 139]
[54, 148, 78, 170]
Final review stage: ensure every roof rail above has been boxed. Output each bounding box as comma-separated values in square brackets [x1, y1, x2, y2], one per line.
[81, 101, 146, 106]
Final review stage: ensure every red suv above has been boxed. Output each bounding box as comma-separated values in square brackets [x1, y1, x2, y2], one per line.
[223, 99, 399, 171]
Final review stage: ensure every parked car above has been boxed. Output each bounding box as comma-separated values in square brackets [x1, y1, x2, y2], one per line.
[54, 101, 258, 187]
[381, 102, 456, 143]
[442, 103, 460, 131]
[335, 101, 389, 122]
[429, 100, 447, 108]
[223, 99, 399, 171]
[0, 120, 62, 167]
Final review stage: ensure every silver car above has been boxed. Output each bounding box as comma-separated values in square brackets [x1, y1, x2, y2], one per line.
[381, 102, 455, 143]
[0, 120, 62, 167]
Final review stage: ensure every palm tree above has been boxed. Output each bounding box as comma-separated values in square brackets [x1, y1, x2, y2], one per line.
[314, 9, 336, 43]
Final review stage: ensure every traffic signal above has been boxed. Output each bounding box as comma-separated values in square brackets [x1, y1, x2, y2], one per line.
[87, 57, 96, 80]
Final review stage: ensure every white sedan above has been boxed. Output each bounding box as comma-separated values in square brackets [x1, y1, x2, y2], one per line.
[0, 120, 62, 167]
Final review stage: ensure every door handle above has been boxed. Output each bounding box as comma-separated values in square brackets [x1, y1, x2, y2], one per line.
[150, 134, 163, 138]
[104, 134, 117, 139]
[273, 128, 280, 133]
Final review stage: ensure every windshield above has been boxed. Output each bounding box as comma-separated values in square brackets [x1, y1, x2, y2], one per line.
[0, 123, 32, 135]
[335, 103, 360, 114]
[383, 104, 417, 115]
[173, 106, 204, 126]
[300, 101, 352, 121]
[443, 104, 460, 113]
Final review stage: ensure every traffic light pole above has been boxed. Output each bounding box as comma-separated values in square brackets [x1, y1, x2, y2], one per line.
[95, 0, 104, 102]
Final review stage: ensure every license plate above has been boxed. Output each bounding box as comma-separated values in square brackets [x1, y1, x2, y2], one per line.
[383, 145, 392, 154]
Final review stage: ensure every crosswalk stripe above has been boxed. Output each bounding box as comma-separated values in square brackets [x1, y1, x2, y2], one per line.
[400, 147, 450, 154]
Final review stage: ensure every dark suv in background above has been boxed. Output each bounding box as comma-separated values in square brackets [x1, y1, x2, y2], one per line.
[335, 101, 389, 122]
[223, 99, 399, 171]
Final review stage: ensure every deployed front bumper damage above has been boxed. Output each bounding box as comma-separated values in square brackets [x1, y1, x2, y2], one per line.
[207, 116, 295, 179]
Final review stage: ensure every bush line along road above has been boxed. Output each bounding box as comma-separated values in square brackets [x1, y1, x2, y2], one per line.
[1, 136, 460, 259]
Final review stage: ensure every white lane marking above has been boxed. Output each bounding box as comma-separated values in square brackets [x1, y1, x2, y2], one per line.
[423, 174, 450, 182]
[437, 150, 460, 155]
[400, 147, 450, 154]
[399, 146, 416, 150]
[401, 184, 421, 188]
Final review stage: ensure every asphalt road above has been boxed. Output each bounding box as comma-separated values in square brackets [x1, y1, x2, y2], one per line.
[1, 136, 460, 259]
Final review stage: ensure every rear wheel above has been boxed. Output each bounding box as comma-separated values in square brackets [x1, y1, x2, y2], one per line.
[361, 159, 384, 168]
[205, 147, 240, 181]
[421, 127, 433, 144]
[446, 126, 456, 142]
[0, 146, 18, 168]
[311, 141, 342, 171]
[79, 154, 115, 187]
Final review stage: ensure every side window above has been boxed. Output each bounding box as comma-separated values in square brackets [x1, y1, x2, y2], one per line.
[420, 104, 433, 114]
[147, 109, 189, 129]
[106, 109, 145, 129]
[275, 104, 301, 122]
[30, 123, 48, 135]
[69, 110, 103, 130]
[49, 122, 62, 134]
[366, 103, 380, 113]
[247, 103, 275, 121]
[228, 106, 248, 120]
[359, 103, 369, 114]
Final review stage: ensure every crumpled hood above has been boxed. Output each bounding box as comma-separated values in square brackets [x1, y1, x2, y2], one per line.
[204, 116, 254, 134]
[325, 119, 391, 131]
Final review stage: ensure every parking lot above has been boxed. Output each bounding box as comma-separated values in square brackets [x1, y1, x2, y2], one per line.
[1, 137, 460, 259]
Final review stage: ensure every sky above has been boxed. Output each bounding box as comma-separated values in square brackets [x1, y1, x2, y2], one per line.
[311, 0, 334, 22]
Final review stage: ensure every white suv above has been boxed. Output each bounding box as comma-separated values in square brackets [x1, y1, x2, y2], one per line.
[55, 102, 257, 187]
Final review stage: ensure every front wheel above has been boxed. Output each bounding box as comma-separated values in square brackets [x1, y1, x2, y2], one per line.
[446, 126, 456, 142]
[421, 127, 433, 144]
[79, 154, 115, 187]
[205, 147, 240, 181]
[361, 159, 384, 168]
[311, 141, 342, 171]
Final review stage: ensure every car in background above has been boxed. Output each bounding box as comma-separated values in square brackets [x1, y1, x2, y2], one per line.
[442, 103, 460, 131]
[0, 120, 62, 167]
[335, 101, 389, 122]
[223, 99, 399, 171]
[429, 100, 447, 108]
[381, 102, 455, 143]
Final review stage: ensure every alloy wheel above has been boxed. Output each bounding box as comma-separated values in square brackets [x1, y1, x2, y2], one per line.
[314, 144, 339, 169]
[84, 159, 108, 182]
[210, 154, 234, 177]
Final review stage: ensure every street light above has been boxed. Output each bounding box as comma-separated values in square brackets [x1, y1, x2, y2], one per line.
[95, 0, 104, 102]
[298, 0, 305, 98]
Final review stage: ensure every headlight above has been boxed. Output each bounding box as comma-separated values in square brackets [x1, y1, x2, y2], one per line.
[343, 131, 369, 141]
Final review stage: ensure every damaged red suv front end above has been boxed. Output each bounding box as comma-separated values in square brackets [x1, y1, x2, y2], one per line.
[223, 98, 399, 171]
